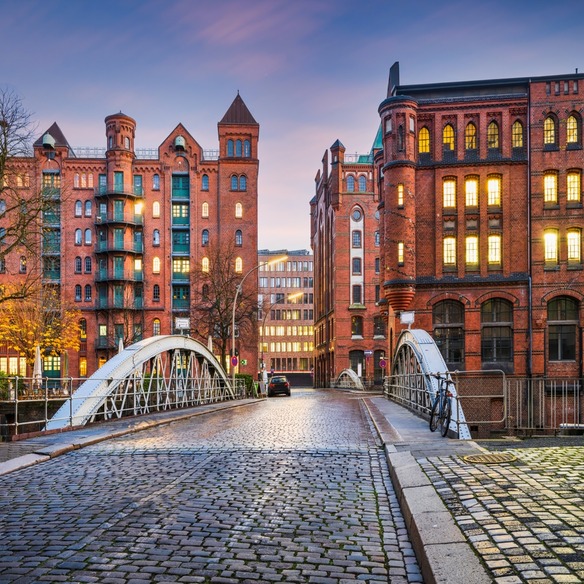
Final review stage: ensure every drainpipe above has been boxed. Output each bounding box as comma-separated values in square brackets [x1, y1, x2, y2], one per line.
[526, 82, 533, 379]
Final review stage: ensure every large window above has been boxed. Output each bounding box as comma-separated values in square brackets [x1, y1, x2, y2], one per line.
[443, 179, 456, 208]
[443, 236, 456, 267]
[433, 300, 464, 368]
[567, 229, 581, 263]
[346, 175, 355, 192]
[512, 121, 524, 148]
[465, 122, 477, 150]
[543, 173, 558, 204]
[351, 315, 363, 337]
[487, 121, 500, 149]
[352, 230, 362, 248]
[567, 171, 581, 203]
[566, 114, 580, 145]
[418, 127, 430, 153]
[488, 234, 502, 266]
[481, 299, 513, 366]
[544, 229, 559, 265]
[465, 235, 479, 267]
[465, 177, 478, 207]
[548, 297, 578, 361]
[544, 116, 557, 146]
[443, 124, 455, 151]
[487, 176, 501, 206]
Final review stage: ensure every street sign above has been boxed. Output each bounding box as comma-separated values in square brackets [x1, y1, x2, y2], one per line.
[175, 317, 190, 330]
[379, 359, 387, 369]
[241, 359, 247, 365]
[231, 356, 238, 367]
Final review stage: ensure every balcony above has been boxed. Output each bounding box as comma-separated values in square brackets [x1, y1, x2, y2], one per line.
[42, 270, 61, 281]
[95, 270, 144, 282]
[42, 187, 61, 201]
[172, 299, 190, 310]
[95, 241, 144, 254]
[95, 213, 143, 226]
[95, 186, 143, 198]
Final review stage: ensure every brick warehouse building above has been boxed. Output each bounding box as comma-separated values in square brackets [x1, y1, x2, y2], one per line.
[378, 62, 584, 379]
[311, 138, 387, 388]
[1, 94, 260, 381]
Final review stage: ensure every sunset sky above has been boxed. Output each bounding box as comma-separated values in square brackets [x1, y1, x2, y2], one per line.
[3, 0, 584, 251]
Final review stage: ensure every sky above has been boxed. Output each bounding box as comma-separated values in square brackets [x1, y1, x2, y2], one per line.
[2, 0, 584, 251]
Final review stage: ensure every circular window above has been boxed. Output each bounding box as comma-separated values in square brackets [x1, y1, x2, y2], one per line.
[352, 208, 362, 221]
[374, 210, 380, 220]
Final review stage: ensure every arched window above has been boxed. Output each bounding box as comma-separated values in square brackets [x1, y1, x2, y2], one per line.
[84, 285, 92, 301]
[352, 257, 362, 274]
[152, 201, 160, 218]
[74, 174, 80, 188]
[84, 257, 92, 273]
[487, 121, 500, 149]
[567, 229, 582, 264]
[235, 257, 243, 273]
[481, 299, 513, 366]
[75, 284, 82, 301]
[153, 174, 160, 190]
[153, 256, 161, 274]
[84, 200, 92, 217]
[235, 202, 243, 218]
[202, 284, 209, 299]
[397, 125, 404, 151]
[235, 139, 242, 156]
[202, 202, 209, 218]
[358, 176, 366, 192]
[153, 284, 160, 302]
[548, 297, 578, 361]
[79, 318, 87, 340]
[75, 229, 82, 245]
[512, 121, 524, 148]
[75, 200, 82, 217]
[235, 229, 243, 246]
[227, 139, 234, 156]
[202, 229, 209, 246]
[443, 124, 455, 151]
[346, 175, 355, 192]
[202, 257, 209, 272]
[465, 122, 477, 150]
[351, 315, 363, 337]
[84, 229, 92, 245]
[153, 229, 160, 246]
[433, 300, 465, 368]
[153, 318, 161, 336]
[201, 174, 209, 191]
[74, 256, 82, 273]
[231, 175, 238, 190]
[239, 175, 247, 191]
[567, 114, 580, 145]
[244, 140, 251, 157]
[418, 127, 430, 154]
[544, 115, 557, 146]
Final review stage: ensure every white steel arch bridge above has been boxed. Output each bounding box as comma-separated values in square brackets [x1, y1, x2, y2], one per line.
[46, 335, 236, 431]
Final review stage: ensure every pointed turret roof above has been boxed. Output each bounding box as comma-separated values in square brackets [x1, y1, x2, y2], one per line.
[33, 122, 71, 149]
[219, 93, 258, 125]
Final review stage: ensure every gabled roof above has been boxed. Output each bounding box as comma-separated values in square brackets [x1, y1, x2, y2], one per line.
[33, 122, 71, 149]
[219, 93, 258, 125]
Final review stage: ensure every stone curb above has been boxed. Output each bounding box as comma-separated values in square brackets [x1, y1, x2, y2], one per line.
[363, 398, 492, 584]
[0, 398, 263, 476]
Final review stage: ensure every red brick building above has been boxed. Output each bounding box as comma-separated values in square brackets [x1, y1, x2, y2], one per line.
[311, 138, 387, 388]
[379, 62, 584, 378]
[1, 94, 260, 381]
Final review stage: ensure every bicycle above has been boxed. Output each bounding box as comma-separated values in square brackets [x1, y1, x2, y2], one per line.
[428, 373, 454, 437]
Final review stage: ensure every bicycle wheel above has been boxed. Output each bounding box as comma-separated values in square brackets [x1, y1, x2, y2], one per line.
[440, 393, 452, 437]
[429, 394, 440, 432]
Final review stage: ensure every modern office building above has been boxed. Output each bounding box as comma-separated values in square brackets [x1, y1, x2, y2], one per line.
[379, 63, 584, 378]
[310, 141, 387, 388]
[1, 94, 260, 381]
[258, 249, 314, 377]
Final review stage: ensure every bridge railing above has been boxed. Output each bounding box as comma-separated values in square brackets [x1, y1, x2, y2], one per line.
[0, 375, 247, 440]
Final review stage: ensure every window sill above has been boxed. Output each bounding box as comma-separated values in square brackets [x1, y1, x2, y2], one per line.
[567, 264, 583, 270]
[351, 335, 364, 340]
[349, 304, 366, 310]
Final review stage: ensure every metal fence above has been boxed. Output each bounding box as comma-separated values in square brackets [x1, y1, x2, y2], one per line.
[0, 375, 248, 440]
[385, 371, 584, 438]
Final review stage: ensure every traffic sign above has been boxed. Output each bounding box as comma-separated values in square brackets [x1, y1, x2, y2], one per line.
[231, 356, 238, 367]
[379, 358, 387, 369]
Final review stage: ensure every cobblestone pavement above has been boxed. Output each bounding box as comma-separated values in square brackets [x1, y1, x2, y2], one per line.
[0, 389, 422, 583]
[420, 443, 584, 583]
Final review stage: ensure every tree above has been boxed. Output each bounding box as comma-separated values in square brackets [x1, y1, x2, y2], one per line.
[190, 242, 258, 369]
[0, 87, 47, 303]
[0, 284, 81, 367]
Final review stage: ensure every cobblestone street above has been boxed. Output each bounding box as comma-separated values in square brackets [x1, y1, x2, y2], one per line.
[0, 389, 422, 583]
[420, 443, 584, 583]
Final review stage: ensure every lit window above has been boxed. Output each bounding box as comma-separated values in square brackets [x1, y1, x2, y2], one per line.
[79, 318, 87, 340]
[443, 124, 455, 151]
[443, 179, 456, 208]
[512, 121, 524, 148]
[235, 257, 243, 273]
[351, 316, 363, 337]
[567, 172, 581, 202]
[544, 173, 558, 204]
[418, 127, 430, 153]
[397, 184, 404, 206]
[466, 235, 479, 266]
[487, 121, 499, 149]
[172, 258, 190, 273]
[202, 257, 209, 272]
[74, 174, 80, 188]
[153, 318, 161, 336]
[488, 234, 501, 264]
[567, 115, 579, 144]
[235, 202, 243, 218]
[465, 123, 477, 150]
[465, 178, 478, 207]
[152, 201, 160, 218]
[153, 256, 161, 273]
[347, 175, 355, 192]
[202, 202, 209, 218]
[567, 229, 581, 263]
[443, 237, 456, 266]
[544, 116, 556, 145]
[398, 241, 404, 264]
[544, 230, 559, 264]
[487, 176, 501, 206]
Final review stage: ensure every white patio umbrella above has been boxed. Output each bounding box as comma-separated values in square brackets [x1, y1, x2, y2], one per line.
[118, 337, 124, 353]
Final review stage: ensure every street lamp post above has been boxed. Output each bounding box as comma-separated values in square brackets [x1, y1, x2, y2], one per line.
[231, 255, 287, 393]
